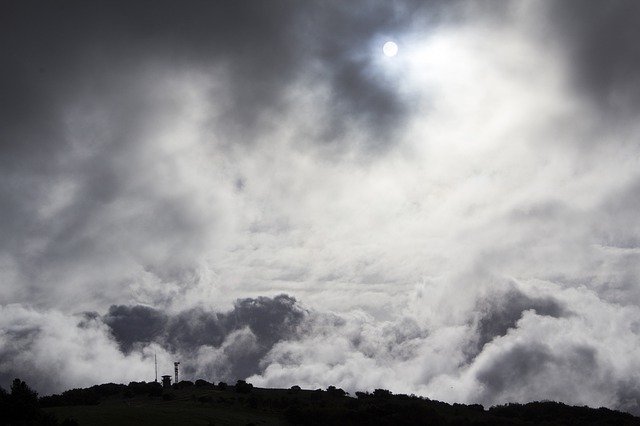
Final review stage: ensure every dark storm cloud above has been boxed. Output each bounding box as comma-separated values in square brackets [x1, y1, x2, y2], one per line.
[545, 1, 640, 113]
[0, 319, 45, 391]
[102, 305, 169, 353]
[322, 57, 406, 151]
[616, 380, 640, 415]
[476, 342, 598, 398]
[0, 1, 284, 305]
[0, 1, 300, 266]
[0, 0, 298, 153]
[103, 294, 307, 379]
[0, 325, 41, 372]
[304, 0, 473, 151]
[307, 1, 418, 150]
[0, 0, 440, 163]
[470, 285, 566, 359]
[476, 343, 554, 395]
[0, 0, 459, 307]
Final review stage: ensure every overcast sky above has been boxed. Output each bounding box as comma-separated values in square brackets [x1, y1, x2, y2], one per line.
[3, 0, 640, 414]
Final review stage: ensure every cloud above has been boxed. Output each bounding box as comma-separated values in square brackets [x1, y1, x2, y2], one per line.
[470, 283, 567, 359]
[247, 284, 640, 414]
[4, 287, 640, 415]
[1, 295, 307, 393]
[0, 304, 155, 394]
[103, 295, 307, 380]
[0, 0, 458, 311]
[2, 0, 640, 416]
[543, 0, 640, 114]
[101, 305, 169, 353]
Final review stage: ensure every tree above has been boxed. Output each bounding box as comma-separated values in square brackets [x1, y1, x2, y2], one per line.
[373, 388, 392, 399]
[174, 380, 194, 390]
[195, 379, 212, 388]
[9, 379, 40, 424]
[5, 378, 59, 426]
[148, 382, 163, 397]
[0, 386, 9, 423]
[288, 385, 301, 394]
[234, 380, 253, 394]
[326, 385, 346, 397]
[11, 378, 38, 404]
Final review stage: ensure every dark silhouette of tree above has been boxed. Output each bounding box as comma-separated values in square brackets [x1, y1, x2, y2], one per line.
[14, 378, 640, 426]
[148, 382, 163, 397]
[8, 378, 41, 425]
[288, 385, 301, 394]
[127, 381, 165, 396]
[174, 380, 194, 390]
[195, 379, 212, 388]
[1, 378, 60, 426]
[234, 380, 253, 394]
[40, 383, 127, 407]
[0, 385, 9, 425]
[326, 385, 346, 397]
[372, 388, 392, 399]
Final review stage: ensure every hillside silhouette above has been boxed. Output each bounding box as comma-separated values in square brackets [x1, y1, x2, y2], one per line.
[2, 378, 639, 425]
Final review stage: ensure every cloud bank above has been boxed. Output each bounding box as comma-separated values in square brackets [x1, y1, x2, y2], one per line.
[2, 0, 640, 415]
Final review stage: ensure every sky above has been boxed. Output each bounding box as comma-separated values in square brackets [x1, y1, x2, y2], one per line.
[2, 0, 640, 414]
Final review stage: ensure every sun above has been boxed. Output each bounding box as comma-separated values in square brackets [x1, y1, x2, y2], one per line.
[383, 41, 398, 57]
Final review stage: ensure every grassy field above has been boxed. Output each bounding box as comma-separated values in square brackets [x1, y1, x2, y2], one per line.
[45, 387, 289, 426]
[40, 383, 640, 426]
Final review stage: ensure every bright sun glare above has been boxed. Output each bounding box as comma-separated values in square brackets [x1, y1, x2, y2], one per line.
[383, 41, 398, 57]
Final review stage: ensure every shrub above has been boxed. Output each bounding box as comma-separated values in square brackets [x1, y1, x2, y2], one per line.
[5, 378, 60, 426]
[148, 382, 163, 397]
[128, 381, 154, 395]
[326, 386, 346, 397]
[234, 380, 253, 394]
[373, 389, 392, 399]
[174, 380, 194, 390]
[288, 385, 301, 394]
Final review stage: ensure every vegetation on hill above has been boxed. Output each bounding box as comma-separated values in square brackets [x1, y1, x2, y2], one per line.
[2, 377, 639, 425]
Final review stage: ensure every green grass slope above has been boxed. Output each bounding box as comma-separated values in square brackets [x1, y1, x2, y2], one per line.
[16, 380, 640, 426]
[45, 387, 286, 426]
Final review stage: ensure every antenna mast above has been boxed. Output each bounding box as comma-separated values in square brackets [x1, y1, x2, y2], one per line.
[154, 353, 158, 383]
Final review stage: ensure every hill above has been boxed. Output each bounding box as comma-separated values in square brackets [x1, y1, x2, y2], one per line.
[3, 378, 640, 425]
